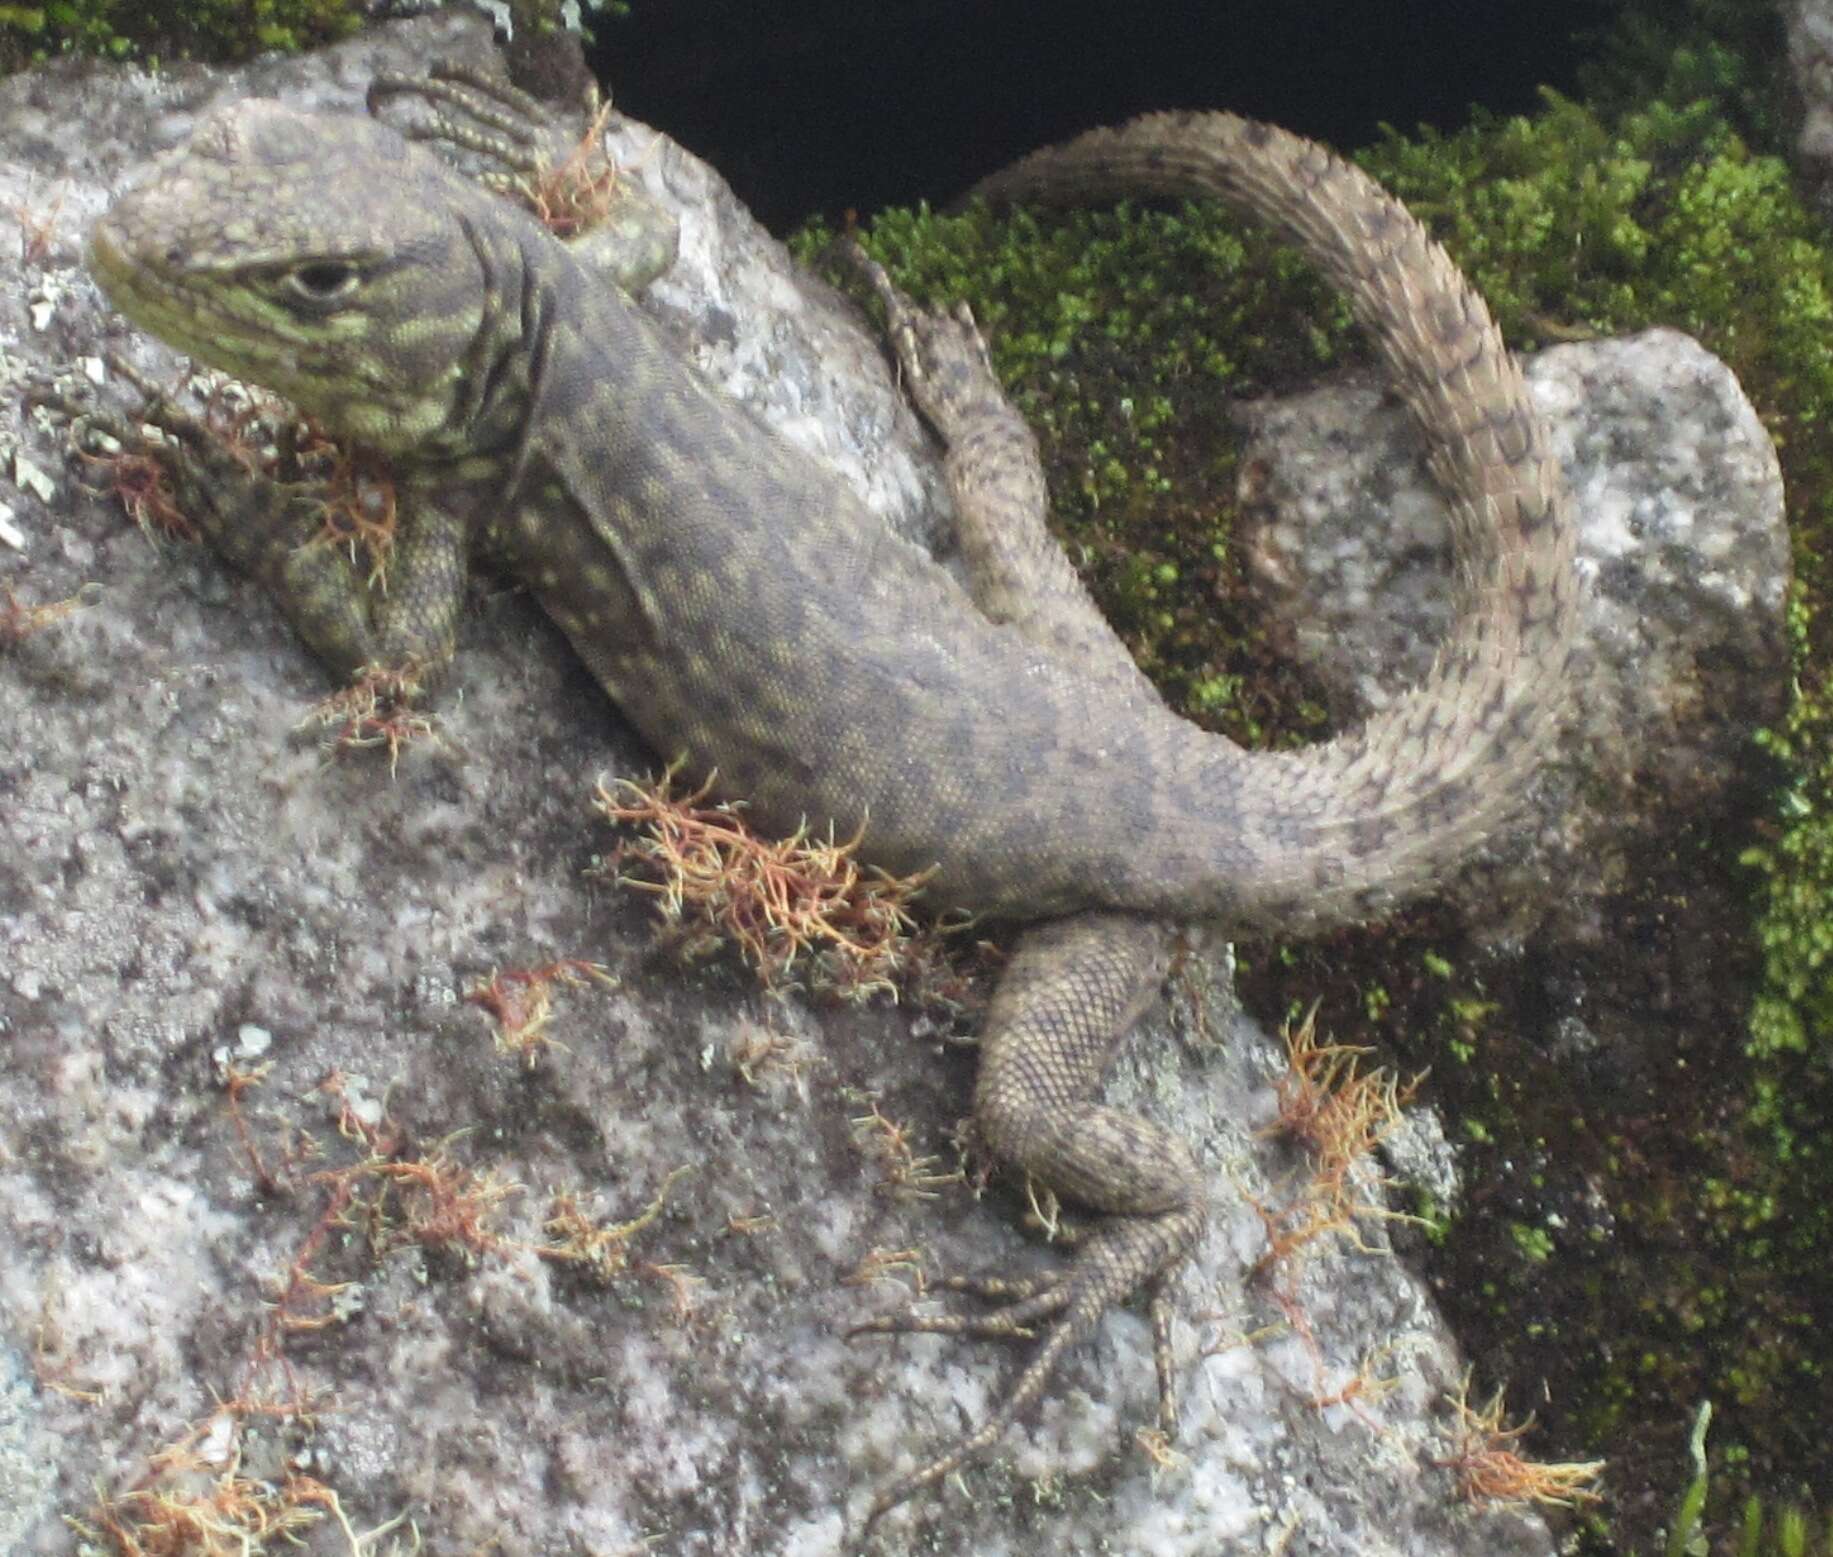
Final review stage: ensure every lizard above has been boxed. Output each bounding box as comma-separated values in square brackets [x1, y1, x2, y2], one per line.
[61, 66, 1578, 1527]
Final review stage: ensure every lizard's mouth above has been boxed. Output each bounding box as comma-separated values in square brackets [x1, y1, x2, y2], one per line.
[85, 220, 131, 291]
[85, 216, 285, 384]
[85, 216, 176, 331]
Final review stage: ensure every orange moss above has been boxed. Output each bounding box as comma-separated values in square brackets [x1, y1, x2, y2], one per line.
[464, 959, 616, 1065]
[1438, 1371, 1606, 1510]
[596, 767, 948, 1001]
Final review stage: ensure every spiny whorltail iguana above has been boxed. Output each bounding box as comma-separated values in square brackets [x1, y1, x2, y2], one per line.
[73, 70, 1577, 1525]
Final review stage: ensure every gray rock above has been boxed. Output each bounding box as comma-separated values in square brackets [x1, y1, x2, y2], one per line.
[1236, 328, 1788, 948]
[1788, 0, 1833, 213]
[0, 1342, 58, 1554]
[0, 14, 1583, 1556]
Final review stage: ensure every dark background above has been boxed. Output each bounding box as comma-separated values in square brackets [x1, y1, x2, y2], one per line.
[590, 0, 1618, 230]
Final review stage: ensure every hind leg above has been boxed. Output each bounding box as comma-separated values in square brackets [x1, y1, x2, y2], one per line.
[845, 248, 1203, 1526]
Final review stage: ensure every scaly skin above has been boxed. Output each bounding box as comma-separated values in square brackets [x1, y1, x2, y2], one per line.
[80, 86, 1577, 1524]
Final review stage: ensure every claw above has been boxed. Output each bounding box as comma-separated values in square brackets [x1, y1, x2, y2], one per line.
[369, 61, 565, 183]
[837, 240, 1002, 441]
[856, 1273, 1105, 1531]
[850, 1190, 1201, 1526]
[366, 62, 677, 293]
[848, 1269, 1067, 1344]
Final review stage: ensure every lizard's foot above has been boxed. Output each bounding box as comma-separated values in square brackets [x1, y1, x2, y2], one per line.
[842, 241, 1003, 444]
[369, 60, 582, 189]
[32, 359, 401, 689]
[301, 661, 441, 770]
[848, 911, 1197, 1526]
[367, 61, 679, 292]
[31, 356, 297, 549]
[841, 242, 1163, 692]
[851, 1205, 1197, 1529]
[39, 355, 398, 579]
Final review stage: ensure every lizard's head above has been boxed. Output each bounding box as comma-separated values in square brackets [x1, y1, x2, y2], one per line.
[89, 100, 506, 456]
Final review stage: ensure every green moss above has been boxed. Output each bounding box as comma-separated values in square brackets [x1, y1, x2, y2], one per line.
[1509, 1221, 1557, 1264]
[1572, 0, 1788, 155]
[0, 0, 634, 73]
[1358, 91, 1833, 383]
[1742, 634, 1833, 1059]
[0, 0, 364, 67]
[1659, 1404, 1833, 1557]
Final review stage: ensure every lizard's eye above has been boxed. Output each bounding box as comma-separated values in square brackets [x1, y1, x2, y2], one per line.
[283, 262, 362, 304]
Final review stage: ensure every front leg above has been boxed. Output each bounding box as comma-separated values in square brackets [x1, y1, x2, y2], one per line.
[39, 367, 469, 697]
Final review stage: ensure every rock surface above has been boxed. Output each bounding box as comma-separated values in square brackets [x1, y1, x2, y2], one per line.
[1236, 327, 1789, 949]
[1788, 0, 1833, 213]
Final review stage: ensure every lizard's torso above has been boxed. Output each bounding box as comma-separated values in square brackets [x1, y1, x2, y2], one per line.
[464, 236, 1221, 919]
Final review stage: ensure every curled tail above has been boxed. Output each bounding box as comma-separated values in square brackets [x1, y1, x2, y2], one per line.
[971, 114, 1580, 933]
